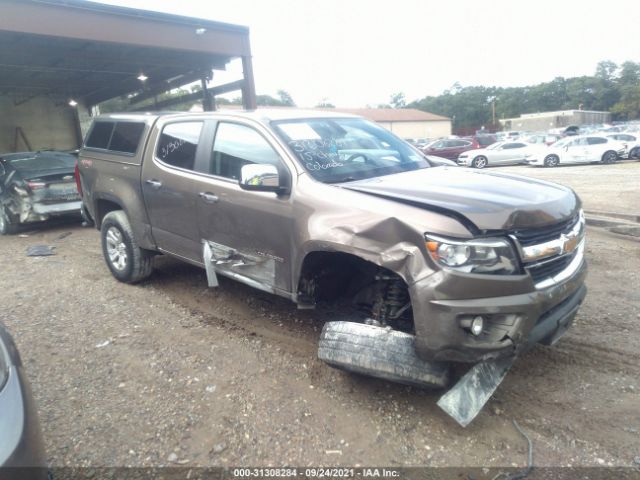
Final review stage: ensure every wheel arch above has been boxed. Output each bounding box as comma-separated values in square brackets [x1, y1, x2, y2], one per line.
[294, 248, 412, 304]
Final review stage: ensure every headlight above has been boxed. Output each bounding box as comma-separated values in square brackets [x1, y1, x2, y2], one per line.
[425, 235, 519, 275]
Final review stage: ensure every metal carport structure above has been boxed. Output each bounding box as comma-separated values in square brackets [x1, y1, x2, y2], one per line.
[0, 0, 257, 152]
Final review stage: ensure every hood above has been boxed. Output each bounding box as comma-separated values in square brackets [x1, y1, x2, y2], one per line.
[341, 167, 580, 233]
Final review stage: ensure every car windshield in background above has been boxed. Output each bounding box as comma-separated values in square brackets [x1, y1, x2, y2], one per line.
[272, 118, 429, 183]
[5, 151, 77, 171]
[477, 136, 496, 146]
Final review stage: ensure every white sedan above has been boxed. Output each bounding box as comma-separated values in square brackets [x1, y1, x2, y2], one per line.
[457, 141, 536, 168]
[526, 135, 625, 167]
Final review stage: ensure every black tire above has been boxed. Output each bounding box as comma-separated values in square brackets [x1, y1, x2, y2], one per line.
[601, 150, 617, 164]
[472, 156, 488, 169]
[0, 209, 17, 235]
[629, 147, 640, 160]
[100, 210, 153, 283]
[318, 321, 450, 389]
[544, 155, 559, 167]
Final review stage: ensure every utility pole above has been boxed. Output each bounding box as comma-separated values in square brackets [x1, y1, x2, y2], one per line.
[491, 97, 496, 126]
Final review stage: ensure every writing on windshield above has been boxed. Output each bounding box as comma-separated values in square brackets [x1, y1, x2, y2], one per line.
[273, 118, 428, 183]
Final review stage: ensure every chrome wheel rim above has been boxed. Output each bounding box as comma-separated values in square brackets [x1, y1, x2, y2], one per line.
[547, 157, 558, 166]
[605, 152, 615, 163]
[475, 157, 487, 168]
[106, 227, 128, 271]
[0, 212, 5, 232]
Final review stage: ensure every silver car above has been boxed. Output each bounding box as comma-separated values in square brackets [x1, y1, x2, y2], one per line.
[457, 141, 533, 168]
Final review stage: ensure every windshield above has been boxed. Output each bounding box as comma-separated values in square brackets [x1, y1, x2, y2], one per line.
[272, 118, 429, 183]
[5, 151, 76, 171]
[486, 142, 505, 150]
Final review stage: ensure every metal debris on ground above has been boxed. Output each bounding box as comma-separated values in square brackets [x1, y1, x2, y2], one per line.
[437, 355, 515, 427]
[26, 245, 55, 256]
[492, 420, 534, 480]
[56, 232, 72, 240]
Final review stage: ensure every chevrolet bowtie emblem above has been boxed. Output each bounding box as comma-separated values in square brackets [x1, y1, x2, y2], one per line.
[561, 232, 579, 255]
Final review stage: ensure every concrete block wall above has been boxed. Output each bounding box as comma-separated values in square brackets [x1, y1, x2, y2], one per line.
[0, 95, 80, 153]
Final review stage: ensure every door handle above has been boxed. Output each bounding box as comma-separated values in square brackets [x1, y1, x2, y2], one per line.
[199, 192, 219, 204]
[145, 179, 162, 189]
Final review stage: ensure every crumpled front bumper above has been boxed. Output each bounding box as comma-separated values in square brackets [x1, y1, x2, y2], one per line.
[410, 252, 587, 363]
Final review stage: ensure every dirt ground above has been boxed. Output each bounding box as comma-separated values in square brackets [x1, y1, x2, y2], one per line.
[0, 161, 639, 473]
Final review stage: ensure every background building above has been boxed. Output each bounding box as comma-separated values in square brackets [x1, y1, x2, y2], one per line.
[499, 110, 612, 132]
[331, 108, 452, 139]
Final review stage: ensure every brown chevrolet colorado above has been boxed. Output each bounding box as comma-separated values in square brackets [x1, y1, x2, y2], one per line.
[78, 110, 587, 425]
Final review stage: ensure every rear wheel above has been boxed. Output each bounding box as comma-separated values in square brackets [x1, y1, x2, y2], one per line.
[100, 210, 153, 283]
[472, 156, 488, 169]
[0, 209, 17, 235]
[544, 155, 559, 167]
[601, 150, 617, 164]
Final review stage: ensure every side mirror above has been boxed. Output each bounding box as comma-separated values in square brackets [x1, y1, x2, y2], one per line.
[239, 163, 283, 193]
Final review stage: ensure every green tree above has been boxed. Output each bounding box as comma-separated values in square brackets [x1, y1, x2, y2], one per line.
[389, 92, 406, 108]
[277, 90, 296, 106]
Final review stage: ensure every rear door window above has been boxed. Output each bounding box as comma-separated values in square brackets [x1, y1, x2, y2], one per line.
[109, 122, 145, 154]
[156, 122, 204, 171]
[587, 137, 607, 145]
[85, 122, 114, 149]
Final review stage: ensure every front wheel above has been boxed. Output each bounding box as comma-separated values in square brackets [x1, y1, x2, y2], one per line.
[601, 150, 617, 164]
[544, 155, 559, 167]
[472, 156, 488, 169]
[101, 210, 154, 283]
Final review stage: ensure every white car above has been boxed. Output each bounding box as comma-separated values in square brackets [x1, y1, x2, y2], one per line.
[605, 133, 639, 158]
[527, 135, 625, 167]
[457, 141, 536, 168]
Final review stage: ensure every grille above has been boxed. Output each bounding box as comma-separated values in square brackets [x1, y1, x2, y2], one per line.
[526, 251, 576, 284]
[512, 215, 578, 247]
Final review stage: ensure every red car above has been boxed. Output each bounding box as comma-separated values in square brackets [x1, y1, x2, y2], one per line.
[420, 135, 496, 160]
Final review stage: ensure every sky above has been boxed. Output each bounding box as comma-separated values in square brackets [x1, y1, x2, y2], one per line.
[88, 0, 639, 108]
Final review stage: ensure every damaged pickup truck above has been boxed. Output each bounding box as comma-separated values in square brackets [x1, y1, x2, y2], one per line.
[78, 111, 587, 425]
[0, 151, 81, 234]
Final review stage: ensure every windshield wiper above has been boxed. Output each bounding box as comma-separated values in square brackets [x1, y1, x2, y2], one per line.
[328, 176, 357, 184]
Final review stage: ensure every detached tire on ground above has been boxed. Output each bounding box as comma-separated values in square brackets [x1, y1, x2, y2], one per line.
[100, 210, 153, 283]
[318, 321, 450, 389]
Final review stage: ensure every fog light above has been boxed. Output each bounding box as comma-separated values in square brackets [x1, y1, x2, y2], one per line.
[471, 316, 484, 336]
